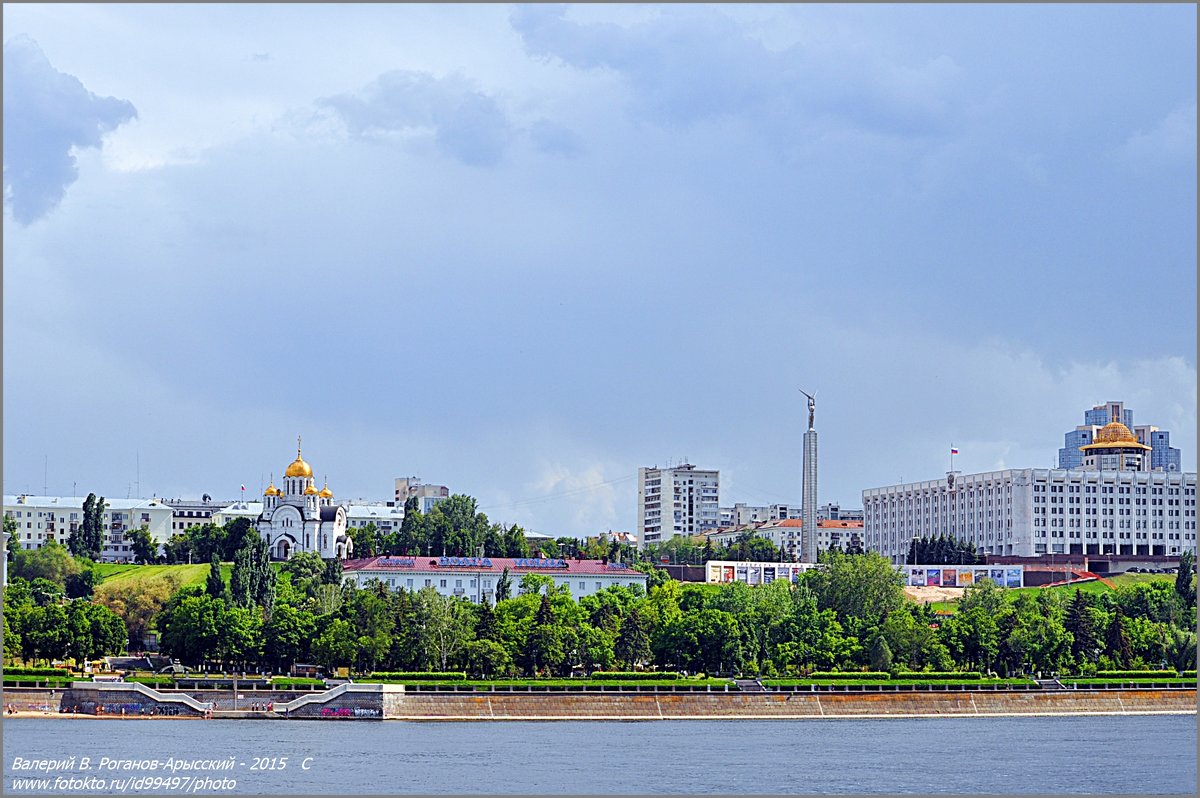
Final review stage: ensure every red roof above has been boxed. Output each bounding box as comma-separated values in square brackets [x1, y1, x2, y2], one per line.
[344, 555, 645, 577]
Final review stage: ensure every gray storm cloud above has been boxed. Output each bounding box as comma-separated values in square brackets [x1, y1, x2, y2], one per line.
[3, 35, 137, 224]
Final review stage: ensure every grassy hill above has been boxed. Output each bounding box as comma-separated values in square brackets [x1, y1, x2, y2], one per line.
[93, 562, 230, 589]
[927, 572, 1175, 613]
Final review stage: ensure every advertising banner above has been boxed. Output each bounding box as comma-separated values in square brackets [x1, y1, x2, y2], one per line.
[926, 568, 941, 586]
[1005, 568, 1022, 588]
[990, 568, 1006, 585]
[909, 568, 925, 586]
[942, 569, 957, 586]
[973, 568, 990, 584]
[957, 570, 974, 587]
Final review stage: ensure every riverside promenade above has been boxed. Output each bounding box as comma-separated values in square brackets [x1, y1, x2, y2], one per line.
[4, 683, 1195, 720]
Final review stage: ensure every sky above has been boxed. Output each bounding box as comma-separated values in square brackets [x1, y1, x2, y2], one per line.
[3, 3, 1196, 539]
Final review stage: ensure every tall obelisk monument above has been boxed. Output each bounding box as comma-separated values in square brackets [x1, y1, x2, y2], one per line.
[800, 389, 818, 563]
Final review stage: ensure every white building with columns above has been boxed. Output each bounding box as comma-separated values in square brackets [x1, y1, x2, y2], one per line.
[256, 440, 351, 560]
[863, 467, 1196, 563]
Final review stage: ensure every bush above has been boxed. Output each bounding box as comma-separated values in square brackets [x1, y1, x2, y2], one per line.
[589, 671, 680, 681]
[1095, 670, 1175, 679]
[125, 676, 174, 686]
[894, 671, 982, 680]
[270, 677, 325, 687]
[1180, 670, 1197, 679]
[807, 671, 890, 680]
[367, 672, 467, 681]
[2, 667, 73, 677]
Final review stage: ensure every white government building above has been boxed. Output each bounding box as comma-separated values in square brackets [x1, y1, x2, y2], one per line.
[863, 418, 1197, 562]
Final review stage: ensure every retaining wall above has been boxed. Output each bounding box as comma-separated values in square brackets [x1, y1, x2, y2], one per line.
[385, 689, 1197, 720]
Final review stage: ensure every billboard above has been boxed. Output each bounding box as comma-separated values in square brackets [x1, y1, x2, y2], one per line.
[909, 568, 925, 586]
[926, 568, 941, 586]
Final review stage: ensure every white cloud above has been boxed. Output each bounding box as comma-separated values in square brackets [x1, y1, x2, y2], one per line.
[1115, 100, 1197, 172]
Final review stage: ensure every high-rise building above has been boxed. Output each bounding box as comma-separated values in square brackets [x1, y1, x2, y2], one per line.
[1058, 401, 1181, 471]
[637, 464, 720, 547]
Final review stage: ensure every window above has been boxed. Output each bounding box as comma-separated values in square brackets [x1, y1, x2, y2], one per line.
[439, 579, 447, 588]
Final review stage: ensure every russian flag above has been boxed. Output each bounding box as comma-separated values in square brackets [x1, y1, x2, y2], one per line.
[240, 484, 246, 491]
[950, 448, 959, 455]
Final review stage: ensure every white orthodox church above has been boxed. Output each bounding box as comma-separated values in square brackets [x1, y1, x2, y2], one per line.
[256, 439, 352, 560]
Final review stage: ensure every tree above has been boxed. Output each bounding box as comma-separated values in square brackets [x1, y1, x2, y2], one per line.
[205, 552, 227, 601]
[522, 594, 566, 676]
[93, 573, 182, 651]
[465, 638, 513, 678]
[162, 534, 192, 565]
[4, 514, 18, 563]
[157, 593, 225, 668]
[12, 540, 82, 587]
[312, 617, 356, 671]
[1065, 589, 1101, 665]
[65, 565, 98, 600]
[495, 567, 513, 602]
[806, 550, 905, 627]
[349, 522, 381, 558]
[1175, 551, 1195, 610]
[503, 524, 530, 558]
[264, 604, 316, 673]
[614, 607, 651, 670]
[413, 588, 473, 671]
[128, 525, 158, 565]
[1105, 607, 1133, 669]
[869, 634, 893, 672]
[83, 494, 106, 559]
[396, 497, 424, 555]
[231, 534, 276, 612]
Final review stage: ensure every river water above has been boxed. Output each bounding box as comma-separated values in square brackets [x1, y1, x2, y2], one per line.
[4, 715, 1195, 794]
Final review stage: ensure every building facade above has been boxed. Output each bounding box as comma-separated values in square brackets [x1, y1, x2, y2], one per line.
[256, 441, 351, 560]
[4, 494, 174, 561]
[394, 477, 450, 514]
[705, 518, 864, 561]
[637, 464, 720, 547]
[343, 555, 648, 604]
[1058, 401, 1182, 471]
[719, 503, 801, 526]
[345, 503, 406, 539]
[163, 498, 227, 535]
[862, 468, 1197, 563]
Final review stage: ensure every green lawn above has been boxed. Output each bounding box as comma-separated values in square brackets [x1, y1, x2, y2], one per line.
[93, 562, 230, 589]
[921, 573, 1175, 614]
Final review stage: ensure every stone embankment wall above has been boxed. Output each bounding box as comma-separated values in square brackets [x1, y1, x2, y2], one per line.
[6, 686, 1193, 720]
[384, 689, 1196, 720]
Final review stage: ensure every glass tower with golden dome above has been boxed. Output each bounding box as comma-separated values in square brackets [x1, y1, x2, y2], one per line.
[1059, 401, 1182, 471]
[256, 437, 351, 560]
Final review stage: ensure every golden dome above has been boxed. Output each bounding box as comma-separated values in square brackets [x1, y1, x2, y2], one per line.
[304, 485, 318, 495]
[284, 437, 313, 478]
[1081, 421, 1151, 451]
[263, 484, 280, 497]
[319, 483, 333, 499]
